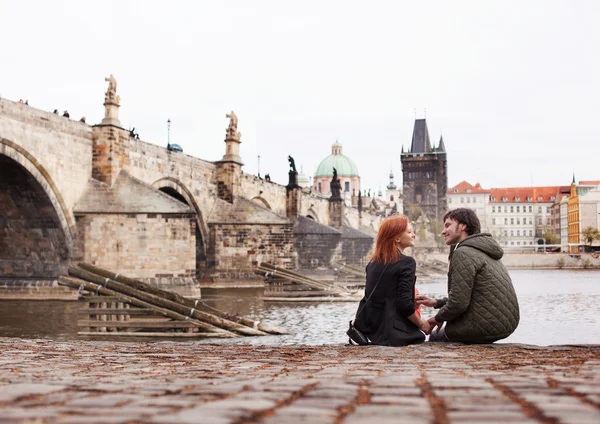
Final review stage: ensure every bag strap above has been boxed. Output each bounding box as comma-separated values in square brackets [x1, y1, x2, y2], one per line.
[354, 262, 389, 321]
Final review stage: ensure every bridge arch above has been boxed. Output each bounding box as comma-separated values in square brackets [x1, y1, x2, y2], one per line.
[251, 196, 272, 210]
[0, 138, 74, 279]
[152, 177, 208, 271]
[306, 207, 320, 223]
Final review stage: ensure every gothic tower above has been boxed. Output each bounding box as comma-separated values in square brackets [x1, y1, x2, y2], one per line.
[400, 119, 448, 222]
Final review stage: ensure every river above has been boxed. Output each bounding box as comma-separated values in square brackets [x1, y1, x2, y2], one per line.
[0, 270, 598, 346]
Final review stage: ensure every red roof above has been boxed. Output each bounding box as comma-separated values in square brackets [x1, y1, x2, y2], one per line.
[448, 181, 491, 194]
[488, 186, 570, 204]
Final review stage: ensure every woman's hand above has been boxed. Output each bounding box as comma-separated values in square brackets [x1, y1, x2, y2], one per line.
[415, 295, 437, 308]
[418, 319, 432, 334]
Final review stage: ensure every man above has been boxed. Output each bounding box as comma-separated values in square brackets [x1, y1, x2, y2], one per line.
[417, 208, 520, 343]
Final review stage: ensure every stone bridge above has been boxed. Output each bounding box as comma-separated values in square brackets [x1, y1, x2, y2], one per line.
[1, 84, 381, 293]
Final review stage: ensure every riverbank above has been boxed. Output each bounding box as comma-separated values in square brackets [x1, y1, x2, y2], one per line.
[0, 337, 598, 423]
[428, 252, 600, 270]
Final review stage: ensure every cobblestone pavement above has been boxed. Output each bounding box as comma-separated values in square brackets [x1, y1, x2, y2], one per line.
[0, 338, 598, 423]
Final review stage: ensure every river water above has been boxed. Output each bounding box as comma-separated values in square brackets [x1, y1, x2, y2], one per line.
[1, 270, 599, 346]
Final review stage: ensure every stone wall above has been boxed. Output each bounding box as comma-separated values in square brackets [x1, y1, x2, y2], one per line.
[0, 156, 69, 278]
[75, 213, 197, 280]
[207, 223, 296, 280]
[241, 173, 287, 216]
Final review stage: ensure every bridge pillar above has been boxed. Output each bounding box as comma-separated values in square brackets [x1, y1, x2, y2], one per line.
[216, 120, 243, 203]
[286, 171, 302, 220]
[91, 125, 130, 186]
[328, 198, 344, 229]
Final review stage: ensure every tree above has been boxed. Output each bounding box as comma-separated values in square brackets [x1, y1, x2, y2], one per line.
[542, 230, 559, 245]
[582, 226, 600, 251]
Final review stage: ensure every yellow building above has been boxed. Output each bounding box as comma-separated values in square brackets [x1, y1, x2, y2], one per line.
[567, 176, 580, 252]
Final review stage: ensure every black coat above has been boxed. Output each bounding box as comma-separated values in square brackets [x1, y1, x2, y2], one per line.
[353, 256, 425, 346]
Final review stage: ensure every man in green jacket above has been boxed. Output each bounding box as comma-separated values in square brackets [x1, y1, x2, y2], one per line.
[417, 208, 520, 343]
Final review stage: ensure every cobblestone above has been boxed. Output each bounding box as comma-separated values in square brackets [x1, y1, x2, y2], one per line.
[0, 337, 598, 423]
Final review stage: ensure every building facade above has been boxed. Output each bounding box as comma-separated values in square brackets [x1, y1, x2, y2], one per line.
[401, 119, 448, 222]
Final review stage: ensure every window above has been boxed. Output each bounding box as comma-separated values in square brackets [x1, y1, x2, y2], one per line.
[318, 182, 322, 192]
[517, 241, 520, 246]
[538, 206, 542, 213]
[344, 182, 350, 192]
[529, 206, 532, 213]
[529, 241, 533, 245]
[467, 197, 471, 203]
[547, 207, 551, 213]
[461, 197, 464, 203]
[510, 206, 514, 213]
[504, 218, 508, 225]
[538, 217, 542, 225]
[504, 230, 508, 236]
[510, 230, 514, 236]
[517, 230, 520, 236]
[466, 189, 471, 193]
[511, 218, 514, 224]
[517, 218, 520, 225]
[516, 206, 520, 213]
[492, 218, 496, 225]
[453, 189, 458, 193]
[473, 197, 476, 203]
[529, 218, 532, 225]
[511, 242, 514, 246]
[492, 206, 496, 213]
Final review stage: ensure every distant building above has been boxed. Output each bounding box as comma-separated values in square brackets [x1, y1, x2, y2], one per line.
[313, 140, 360, 204]
[568, 177, 580, 252]
[401, 119, 448, 222]
[447, 181, 491, 230]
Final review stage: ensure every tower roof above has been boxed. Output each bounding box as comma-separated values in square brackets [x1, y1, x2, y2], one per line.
[410, 119, 432, 153]
[437, 135, 446, 152]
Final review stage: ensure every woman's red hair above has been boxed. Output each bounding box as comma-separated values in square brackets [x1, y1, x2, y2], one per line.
[370, 214, 409, 264]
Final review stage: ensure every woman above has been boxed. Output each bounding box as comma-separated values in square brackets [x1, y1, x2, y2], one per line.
[352, 215, 430, 346]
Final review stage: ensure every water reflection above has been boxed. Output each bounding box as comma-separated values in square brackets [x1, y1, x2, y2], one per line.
[1, 270, 599, 346]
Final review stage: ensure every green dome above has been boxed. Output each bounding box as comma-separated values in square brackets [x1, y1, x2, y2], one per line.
[314, 153, 359, 177]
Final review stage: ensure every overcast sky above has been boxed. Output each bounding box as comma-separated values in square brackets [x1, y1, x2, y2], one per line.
[1, 0, 599, 194]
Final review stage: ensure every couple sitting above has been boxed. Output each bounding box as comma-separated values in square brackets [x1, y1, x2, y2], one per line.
[351, 208, 520, 346]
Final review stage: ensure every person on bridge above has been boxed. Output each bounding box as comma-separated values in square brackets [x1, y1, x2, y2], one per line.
[351, 214, 430, 346]
[417, 208, 520, 343]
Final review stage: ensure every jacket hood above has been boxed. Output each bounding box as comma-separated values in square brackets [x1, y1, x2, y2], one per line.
[456, 233, 504, 260]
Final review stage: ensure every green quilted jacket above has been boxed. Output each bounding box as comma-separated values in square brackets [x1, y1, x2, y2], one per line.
[435, 233, 520, 343]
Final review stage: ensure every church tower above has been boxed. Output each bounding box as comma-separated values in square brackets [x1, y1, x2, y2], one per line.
[400, 119, 448, 222]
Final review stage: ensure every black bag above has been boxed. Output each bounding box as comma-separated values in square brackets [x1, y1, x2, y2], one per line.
[347, 320, 370, 345]
[346, 263, 388, 346]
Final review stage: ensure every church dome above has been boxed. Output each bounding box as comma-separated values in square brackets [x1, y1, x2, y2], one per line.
[314, 141, 359, 177]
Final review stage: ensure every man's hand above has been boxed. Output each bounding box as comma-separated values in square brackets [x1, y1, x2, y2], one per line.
[415, 295, 437, 308]
[427, 316, 442, 334]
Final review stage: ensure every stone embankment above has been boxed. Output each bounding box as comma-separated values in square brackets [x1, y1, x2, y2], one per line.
[0, 337, 598, 423]
[428, 252, 600, 270]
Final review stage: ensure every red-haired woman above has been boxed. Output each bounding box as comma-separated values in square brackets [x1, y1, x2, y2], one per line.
[351, 215, 430, 346]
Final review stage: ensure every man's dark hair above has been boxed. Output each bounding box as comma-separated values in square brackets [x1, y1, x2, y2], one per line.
[443, 208, 481, 236]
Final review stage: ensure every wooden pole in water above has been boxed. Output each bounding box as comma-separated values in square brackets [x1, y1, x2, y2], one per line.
[68, 266, 267, 337]
[58, 276, 237, 337]
[77, 262, 288, 335]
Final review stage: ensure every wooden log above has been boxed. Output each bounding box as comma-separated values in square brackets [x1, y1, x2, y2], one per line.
[68, 266, 266, 337]
[59, 276, 236, 337]
[257, 265, 349, 294]
[78, 308, 156, 315]
[77, 331, 234, 338]
[78, 320, 201, 328]
[75, 262, 286, 335]
[258, 262, 351, 292]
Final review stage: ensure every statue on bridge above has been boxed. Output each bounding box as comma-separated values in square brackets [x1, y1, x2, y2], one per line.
[288, 155, 297, 173]
[104, 74, 120, 105]
[226, 111, 241, 140]
[330, 167, 342, 200]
